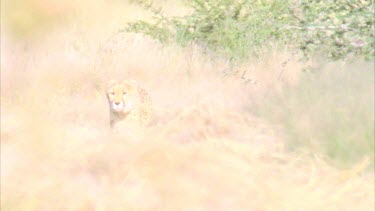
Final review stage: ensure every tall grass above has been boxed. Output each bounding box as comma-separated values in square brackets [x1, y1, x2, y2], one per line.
[1, 0, 374, 210]
[252, 61, 374, 168]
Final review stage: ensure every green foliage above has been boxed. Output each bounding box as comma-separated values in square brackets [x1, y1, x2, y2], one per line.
[295, 0, 375, 60]
[126, 0, 172, 43]
[126, 0, 374, 61]
[127, 0, 296, 61]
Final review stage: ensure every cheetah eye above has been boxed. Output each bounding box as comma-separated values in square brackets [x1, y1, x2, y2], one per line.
[123, 92, 127, 95]
[109, 92, 115, 96]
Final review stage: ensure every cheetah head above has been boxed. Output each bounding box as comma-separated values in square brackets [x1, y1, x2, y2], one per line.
[106, 80, 139, 114]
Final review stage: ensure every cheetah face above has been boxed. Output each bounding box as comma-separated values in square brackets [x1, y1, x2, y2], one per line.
[106, 80, 138, 113]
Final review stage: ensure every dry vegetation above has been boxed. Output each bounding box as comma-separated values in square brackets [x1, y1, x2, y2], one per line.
[1, 0, 374, 210]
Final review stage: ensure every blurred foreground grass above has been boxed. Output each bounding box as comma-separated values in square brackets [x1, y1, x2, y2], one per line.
[1, 0, 374, 210]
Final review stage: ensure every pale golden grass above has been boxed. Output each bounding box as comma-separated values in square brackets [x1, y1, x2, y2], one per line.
[1, 0, 374, 210]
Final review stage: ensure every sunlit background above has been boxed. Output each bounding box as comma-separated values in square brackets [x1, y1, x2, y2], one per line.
[1, 0, 374, 210]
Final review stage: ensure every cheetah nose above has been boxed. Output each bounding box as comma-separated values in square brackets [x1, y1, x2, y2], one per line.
[114, 102, 120, 105]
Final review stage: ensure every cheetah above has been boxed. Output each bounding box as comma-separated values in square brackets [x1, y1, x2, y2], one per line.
[106, 80, 152, 129]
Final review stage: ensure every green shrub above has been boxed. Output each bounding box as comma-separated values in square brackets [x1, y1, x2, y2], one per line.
[126, 0, 374, 62]
[295, 0, 374, 60]
[127, 0, 297, 62]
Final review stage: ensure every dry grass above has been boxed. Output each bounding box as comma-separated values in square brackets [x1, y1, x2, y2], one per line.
[1, 0, 374, 210]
